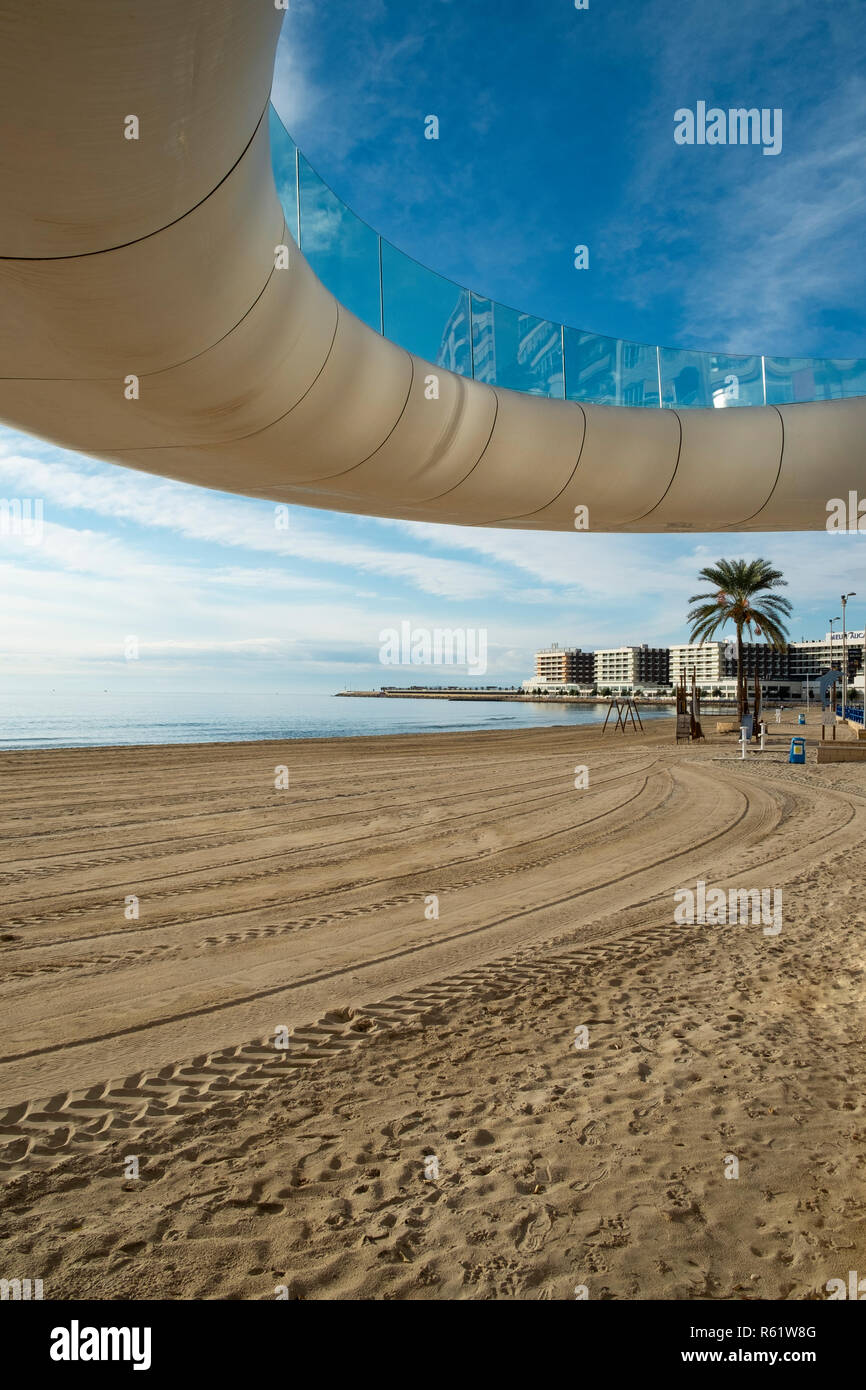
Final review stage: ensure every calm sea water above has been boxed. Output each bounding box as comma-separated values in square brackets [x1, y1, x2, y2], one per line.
[0, 692, 670, 750]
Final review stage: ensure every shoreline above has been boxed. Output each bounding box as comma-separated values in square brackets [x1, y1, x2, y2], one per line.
[1, 702, 857, 759]
[0, 710, 675, 757]
[0, 720, 655, 756]
[336, 689, 738, 706]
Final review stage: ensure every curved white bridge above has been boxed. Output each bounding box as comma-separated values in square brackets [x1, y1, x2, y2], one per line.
[0, 0, 863, 532]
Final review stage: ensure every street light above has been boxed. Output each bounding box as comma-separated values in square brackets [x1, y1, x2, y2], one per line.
[841, 594, 856, 717]
[826, 617, 841, 708]
[792, 617, 808, 708]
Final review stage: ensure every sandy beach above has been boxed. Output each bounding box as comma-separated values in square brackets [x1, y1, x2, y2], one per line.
[1, 711, 865, 1300]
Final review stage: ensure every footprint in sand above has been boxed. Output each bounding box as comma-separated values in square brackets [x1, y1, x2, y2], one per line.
[515, 1206, 554, 1252]
[575, 1118, 607, 1147]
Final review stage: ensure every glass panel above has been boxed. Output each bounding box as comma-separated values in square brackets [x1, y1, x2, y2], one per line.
[381, 241, 471, 375]
[809, 358, 866, 401]
[268, 108, 298, 246]
[764, 357, 815, 405]
[269, 106, 866, 408]
[767, 357, 866, 403]
[298, 154, 381, 333]
[660, 348, 764, 408]
[564, 329, 660, 407]
[471, 295, 564, 397]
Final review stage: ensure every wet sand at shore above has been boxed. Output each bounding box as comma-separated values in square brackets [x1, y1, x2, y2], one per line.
[1, 711, 864, 1299]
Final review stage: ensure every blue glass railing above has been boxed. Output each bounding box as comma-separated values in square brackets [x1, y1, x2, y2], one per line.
[269, 107, 866, 409]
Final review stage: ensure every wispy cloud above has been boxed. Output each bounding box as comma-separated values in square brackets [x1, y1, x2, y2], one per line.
[0, 450, 504, 600]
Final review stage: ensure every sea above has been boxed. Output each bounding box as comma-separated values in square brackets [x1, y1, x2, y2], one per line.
[0, 691, 672, 751]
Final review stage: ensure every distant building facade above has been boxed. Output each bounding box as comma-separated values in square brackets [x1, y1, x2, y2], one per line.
[534, 643, 595, 685]
[592, 645, 670, 689]
[635, 645, 671, 685]
[593, 647, 640, 688]
[525, 632, 865, 698]
[669, 642, 726, 687]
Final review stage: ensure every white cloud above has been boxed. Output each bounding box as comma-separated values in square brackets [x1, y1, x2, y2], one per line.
[0, 448, 504, 600]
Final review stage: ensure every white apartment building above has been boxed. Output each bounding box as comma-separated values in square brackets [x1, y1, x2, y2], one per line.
[783, 631, 864, 679]
[592, 646, 671, 691]
[594, 646, 640, 687]
[668, 641, 726, 686]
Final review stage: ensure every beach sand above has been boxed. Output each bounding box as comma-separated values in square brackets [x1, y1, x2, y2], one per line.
[1, 711, 864, 1299]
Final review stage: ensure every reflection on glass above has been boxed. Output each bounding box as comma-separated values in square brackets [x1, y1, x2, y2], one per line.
[564, 330, 660, 407]
[381, 241, 472, 375]
[660, 349, 764, 408]
[766, 356, 866, 404]
[815, 359, 866, 399]
[764, 357, 815, 405]
[298, 154, 381, 333]
[472, 295, 564, 397]
[269, 108, 299, 245]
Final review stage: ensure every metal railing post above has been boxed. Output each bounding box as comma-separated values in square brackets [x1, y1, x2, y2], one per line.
[561, 322, 567, 400]
[378, 237, 384, 335]
[469, 293, 476, 379]
[295, 146, 301, 248]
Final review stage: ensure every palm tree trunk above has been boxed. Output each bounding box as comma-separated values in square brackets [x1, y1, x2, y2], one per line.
[736, 625, 750, 722]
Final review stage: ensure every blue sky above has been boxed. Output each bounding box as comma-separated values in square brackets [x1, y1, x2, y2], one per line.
[274, 0, 866, 356]
[3, 0, 866, 692]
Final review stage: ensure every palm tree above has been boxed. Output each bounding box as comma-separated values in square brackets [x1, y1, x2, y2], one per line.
[687, 559, 791, 724]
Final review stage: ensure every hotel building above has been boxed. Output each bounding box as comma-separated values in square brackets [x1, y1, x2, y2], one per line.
[669, 642, 726, 687]
[594, 645, 671, 688]
[525, 633, 865, 698]
[534, 644, 595, 684]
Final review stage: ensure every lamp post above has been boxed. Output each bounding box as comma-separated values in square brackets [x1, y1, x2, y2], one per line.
[841, 594, 856, 717]
[794, 620, 809, 711]
[826, 617, 840, 711]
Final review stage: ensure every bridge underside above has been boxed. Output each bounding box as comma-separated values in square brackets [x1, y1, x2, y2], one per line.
[0, 0, 863, 533]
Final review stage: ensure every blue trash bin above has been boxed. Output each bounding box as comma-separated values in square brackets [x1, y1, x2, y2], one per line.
[789, 738, 806, 764]
[797, 714, 806, 725]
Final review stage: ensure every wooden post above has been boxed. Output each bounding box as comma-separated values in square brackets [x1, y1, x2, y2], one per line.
[832, 681, 837, 739]
[605, 697, 645, 734]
